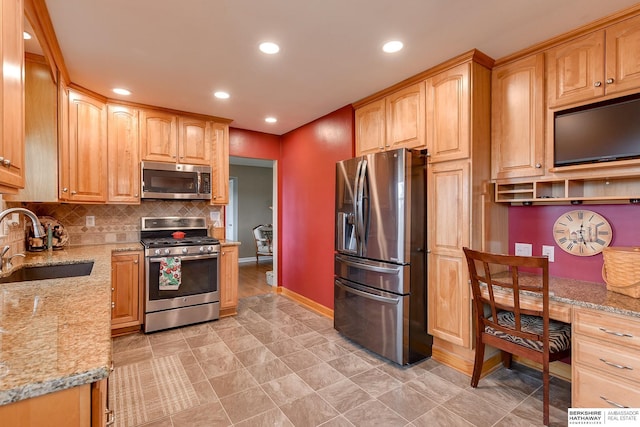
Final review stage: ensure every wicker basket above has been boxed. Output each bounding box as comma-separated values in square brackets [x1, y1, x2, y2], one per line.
[602, 247, 640, 298]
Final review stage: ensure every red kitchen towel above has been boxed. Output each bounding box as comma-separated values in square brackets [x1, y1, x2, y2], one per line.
[159, 257, 181, 290]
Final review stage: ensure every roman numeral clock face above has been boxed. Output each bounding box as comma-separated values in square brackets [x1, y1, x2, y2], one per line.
[553, 210, 613, 256]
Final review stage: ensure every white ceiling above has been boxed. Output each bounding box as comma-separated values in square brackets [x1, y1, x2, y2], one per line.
[40, 0, 640, 135]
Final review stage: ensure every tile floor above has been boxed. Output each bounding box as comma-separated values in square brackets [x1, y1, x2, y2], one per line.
[111, 293, 571, 427]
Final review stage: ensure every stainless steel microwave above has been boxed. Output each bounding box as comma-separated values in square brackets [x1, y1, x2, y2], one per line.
[141, 161, 212, 200]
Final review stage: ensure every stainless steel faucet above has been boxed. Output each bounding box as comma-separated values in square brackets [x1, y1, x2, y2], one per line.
[0, 208, 44, 238]
[0, 208, 44, 272]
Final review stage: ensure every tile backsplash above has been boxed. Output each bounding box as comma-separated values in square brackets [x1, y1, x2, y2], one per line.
[1, 199, 223, 248]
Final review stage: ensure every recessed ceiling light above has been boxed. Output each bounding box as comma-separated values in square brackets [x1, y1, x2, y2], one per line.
[214, 91, 230, 99]
[112, 88, 131, 96]
[265, 117, 277, 123]
[23, 31, 32, 40]
[382, 40, 403, 53]
[259, 42, 280, 54]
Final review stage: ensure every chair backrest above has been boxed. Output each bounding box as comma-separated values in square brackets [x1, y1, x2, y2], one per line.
[253, 224, 273, 251]
[463, 247, 550, 345]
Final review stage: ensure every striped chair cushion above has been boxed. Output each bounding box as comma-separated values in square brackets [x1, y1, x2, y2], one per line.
[485, 311, 571, 353]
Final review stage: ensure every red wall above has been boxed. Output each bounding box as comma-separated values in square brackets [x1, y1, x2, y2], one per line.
[280, 106, 354, 309]
[229, 128, 281, 160]
[229, 113, 353, 310]
[508, 205, 640, 283]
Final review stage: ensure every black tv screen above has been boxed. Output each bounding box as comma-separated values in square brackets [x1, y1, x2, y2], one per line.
[554, 94, 640, 167]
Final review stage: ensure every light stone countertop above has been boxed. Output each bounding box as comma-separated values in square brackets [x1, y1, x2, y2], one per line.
[489, 273, 640, 319]
[0, 243, 141, 406]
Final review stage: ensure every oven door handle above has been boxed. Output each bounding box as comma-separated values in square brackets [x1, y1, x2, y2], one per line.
[149, 254, 218, 262]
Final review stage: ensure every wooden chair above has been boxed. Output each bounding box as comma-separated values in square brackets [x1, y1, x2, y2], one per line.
[462, 247, 571, 426]
[252, 224, 273, 264]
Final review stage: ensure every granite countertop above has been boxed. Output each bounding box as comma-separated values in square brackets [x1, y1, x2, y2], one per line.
[0, 243, 141, 406]
[491, 273, 640, 319]
[548, 276, 640, 318]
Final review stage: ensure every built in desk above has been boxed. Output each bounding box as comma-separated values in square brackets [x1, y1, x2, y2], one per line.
[481, 273, 640, 408]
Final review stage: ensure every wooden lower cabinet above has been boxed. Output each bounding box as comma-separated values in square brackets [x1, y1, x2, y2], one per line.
[0, 381, 111, 427]
[427, 160, 471, 349]
[572, 307, 640, 408]
[111, 251, 144, 336]
[0, 384, 92, 427]
[220, 245, 239, 317]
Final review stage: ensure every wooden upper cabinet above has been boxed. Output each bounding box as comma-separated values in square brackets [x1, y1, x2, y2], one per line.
[108, 105, 140, 203]
[426, 63, 470, 162]
[140, 110, 212, 165]
[354, 83, 425, 156]
[355, 99, 385, 155]
[491, 53, 545, 180]
[140, 109, 178, 163]
[548, 14, 640, 107]
[59, 86, 108, 202]
[605, 14, 640, 96]
[547, 31, 605, 107]
[385, 83, 425, 151]
[211, 122, 229, 204]
[178, 117, 212, 165]
[0, 0, 25, 192]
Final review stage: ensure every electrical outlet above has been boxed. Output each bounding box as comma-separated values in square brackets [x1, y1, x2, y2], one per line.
[542, 245, 555, 262]
[86, 216, 95, 227]
[515, 242, 532, 256]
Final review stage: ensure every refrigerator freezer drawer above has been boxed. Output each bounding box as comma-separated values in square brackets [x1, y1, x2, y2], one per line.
[335, 254, 409, 294]
[334, 278, 407, 365]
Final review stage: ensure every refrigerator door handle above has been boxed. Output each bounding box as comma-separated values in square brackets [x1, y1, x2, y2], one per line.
[335, 280, 400, 305]
[355, 159, 368, 252]
[336, 255, 402, 275]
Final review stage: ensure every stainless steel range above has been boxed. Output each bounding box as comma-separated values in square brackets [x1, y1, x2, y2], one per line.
[141, 216, 220, 333]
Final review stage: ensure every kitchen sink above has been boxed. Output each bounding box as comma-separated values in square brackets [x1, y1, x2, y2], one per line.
[0, 262, 94, 284]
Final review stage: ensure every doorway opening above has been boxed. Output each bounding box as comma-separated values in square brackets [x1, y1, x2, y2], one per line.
[229, 156, 277, 297]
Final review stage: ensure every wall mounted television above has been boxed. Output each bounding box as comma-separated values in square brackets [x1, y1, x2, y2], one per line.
[554, 93, 640, 167]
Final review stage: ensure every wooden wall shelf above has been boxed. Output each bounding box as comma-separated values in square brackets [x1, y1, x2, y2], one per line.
[495, 174, 640, 205]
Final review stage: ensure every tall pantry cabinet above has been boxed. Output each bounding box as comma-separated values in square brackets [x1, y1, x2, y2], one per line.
[425, 53, 508, 371]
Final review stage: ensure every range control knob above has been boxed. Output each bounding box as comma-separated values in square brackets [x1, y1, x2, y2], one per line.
[182, 247, 188, 254]
[207, 246, 214, 253]
[154, 249, 161, 256]
[163, 248, 171, 255]
[199, 246, 206, 253]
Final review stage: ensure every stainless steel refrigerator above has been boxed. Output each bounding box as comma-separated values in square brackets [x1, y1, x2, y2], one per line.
[334, 148, 432, 365]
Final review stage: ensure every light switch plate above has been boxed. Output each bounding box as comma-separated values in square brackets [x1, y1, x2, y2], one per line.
[542, 245, 555, 262]
[515, 242, 532, 256]
[86, 216, 95, 227]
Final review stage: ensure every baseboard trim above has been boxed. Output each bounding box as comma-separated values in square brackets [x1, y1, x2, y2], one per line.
[239, 256, 273, 264]
[277, 287, 334, 319]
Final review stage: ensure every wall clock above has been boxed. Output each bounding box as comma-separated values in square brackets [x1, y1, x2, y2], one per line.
[553, 209, 613, 256]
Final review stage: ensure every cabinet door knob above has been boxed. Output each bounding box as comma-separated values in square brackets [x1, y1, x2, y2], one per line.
[71, 190, 77, 195]
[3, 159, 10, 167]
[606, 78, 615, 84]
[535, 163, 542, 168]
[133, 260, 138, 264]
[62, 187, 68, 192]
[111, 301, 115, 309]
[594, 81, 602, 87]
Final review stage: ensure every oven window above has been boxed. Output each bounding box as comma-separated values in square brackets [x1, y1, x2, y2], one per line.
[147, 256, 218, 300]
[143, 169, 197, 193]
